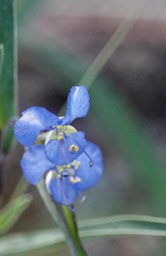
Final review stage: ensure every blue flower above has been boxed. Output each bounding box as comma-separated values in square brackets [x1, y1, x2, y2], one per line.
[14, 85, 104, 205]
[20, 141, 103, 205]
[46, 141, 103, 205]
[14, 86, 89, 166]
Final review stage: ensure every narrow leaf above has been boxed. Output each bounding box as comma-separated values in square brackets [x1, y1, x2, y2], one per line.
[0, 229, 65, 255]
[0, 43, 4, 77]
[2, 214, 166, 255]
[79, 214, 166, 229]
[79, 214, 166, 237]
[0, 194, 32, 235]
[0, 0, 17, 129]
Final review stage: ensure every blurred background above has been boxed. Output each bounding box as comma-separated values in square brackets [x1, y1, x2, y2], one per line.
[2, 0, 166, 255]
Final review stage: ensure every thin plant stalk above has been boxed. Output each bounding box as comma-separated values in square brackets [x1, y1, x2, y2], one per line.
[79, 0, 148, 87]
[37, 180, 87, 256]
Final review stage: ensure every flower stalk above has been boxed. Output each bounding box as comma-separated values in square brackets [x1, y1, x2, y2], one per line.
[37, 180, 87, 256]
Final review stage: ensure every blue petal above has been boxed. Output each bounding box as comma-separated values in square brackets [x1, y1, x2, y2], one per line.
[14, 106, 59, 147]
[64, 131, 86, 161]
[20, 145, 55, 184]
[45, 131, 86, 165]
[46, 172, 78, 205]
[75, 141, 103, 190]
[45, 139, 61, 165]
[61, 85, 90, 125]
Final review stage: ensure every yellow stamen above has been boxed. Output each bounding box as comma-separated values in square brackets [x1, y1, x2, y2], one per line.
[72, 160, 80, 170]
[69, 144, 79, 153]
[57, 132, 63, 140]
[69, 176, 81, 184]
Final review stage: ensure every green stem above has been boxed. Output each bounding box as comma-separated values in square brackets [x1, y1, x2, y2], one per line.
[62, 205, 87, 256]
[37, 180, 87, 256]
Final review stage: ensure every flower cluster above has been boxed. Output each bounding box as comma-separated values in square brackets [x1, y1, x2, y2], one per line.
[14, 85, 103, 206]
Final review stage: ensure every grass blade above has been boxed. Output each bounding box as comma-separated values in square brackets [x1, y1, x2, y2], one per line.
[0, 0, 17, 129]
[2, 214, 166, 255]
[0, 194, 32, 235]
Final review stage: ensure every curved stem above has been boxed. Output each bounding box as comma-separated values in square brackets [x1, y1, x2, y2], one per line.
[37, 180, 87, 256]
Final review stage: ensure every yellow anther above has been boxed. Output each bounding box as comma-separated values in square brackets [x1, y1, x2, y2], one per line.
[56, 125, 63, 130]
[57, 165, 63, 173]
[69, 176, 81, 184]
[47, 125, 77, 143]
[69, 144, 79, 153]
[72, 160, 80, 170]
[57, 132, 63, 140]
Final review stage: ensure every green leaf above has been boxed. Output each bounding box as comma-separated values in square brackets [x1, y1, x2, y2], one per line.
[0, 229, 65, 255]
[0, 117, 16, 154]
[0, 194, 32, 235]
[0, 43, 4, 77]
[79, 214, 166, 232]
[2, 215, 166, 255]
[0, 0, 17, 129]
[79, 214, 166, 238]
